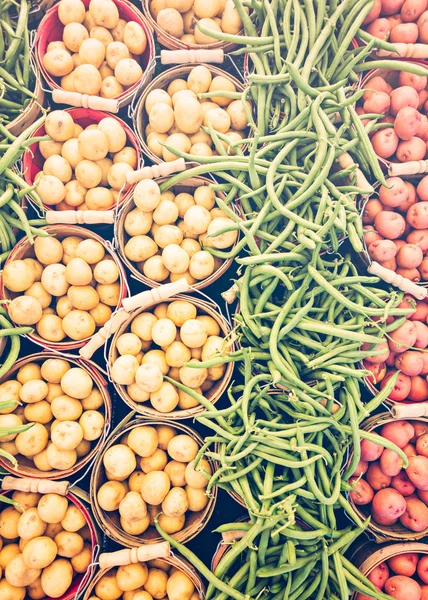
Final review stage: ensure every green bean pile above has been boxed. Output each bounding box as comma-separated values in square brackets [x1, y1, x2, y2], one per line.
[152, 0, 426, 599]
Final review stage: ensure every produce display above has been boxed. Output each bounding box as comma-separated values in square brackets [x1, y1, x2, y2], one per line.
[0, 491, 93, 599]
[96, 423, 212, 541]
[2, 231, 122, 343]
[148, 0, 244, 45]
[121, 178, 237, 285]
[0, 356, 106, 475]
[42, 0, 147, 98]
[109, 299, 230, 414]
[31, 110, 138, 211]
[362, 0, 428, 45]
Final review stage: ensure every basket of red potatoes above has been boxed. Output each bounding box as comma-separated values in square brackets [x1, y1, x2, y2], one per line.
[358, 67, 428, 167]
[362, 0, 428, 47]
[349, 415, 428, 541]
[351, 542, 428, 600]
[362, 176, 428, 283]
[361, 296, 428, 403]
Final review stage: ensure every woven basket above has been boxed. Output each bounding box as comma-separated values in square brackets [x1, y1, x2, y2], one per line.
[117, 174, 237, 291]
[83, 550, 205, 600]
[108, 293, 234, 420]
[348, 412, 428, 542]
[90, 416, 217, 546]
[350, 541, 428, 600]
[0, 225, 128, 351]
[1, 478, 99, 600]
[141, 0, 240, 53]
[0, 352, 112, 480]
[133, 64, 249, 164]
[35, 0, 155, 108]
[22, 107, 141, 212]
[6, 71, 44, 136]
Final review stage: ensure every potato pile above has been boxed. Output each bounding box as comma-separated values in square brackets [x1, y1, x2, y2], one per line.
[123, 179, 237, 285]
[2, 234, 121, 343]
[0, 357, 105, 473]
[35, 110, 137, 211]
[98, 424, 211, 539]
[43, 0, 146, 98]
[110, 299, 229, 413]
[144, 65, 249, 162]
[94, 559, 198, 600]
[363, 0, 428, 46]
[0, 491, 92, 599]
[350, 420, 428, 534]
[150, 0, 244, 45]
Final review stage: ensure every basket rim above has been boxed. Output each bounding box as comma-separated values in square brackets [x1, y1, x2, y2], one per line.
[116, 173, 238, 291]
[90, 416, 217, 547]
[0, 351, 112, 480]
[107, 292, 235, 420]
[6, 72, 44, 134]
[0, 224, 128, 350]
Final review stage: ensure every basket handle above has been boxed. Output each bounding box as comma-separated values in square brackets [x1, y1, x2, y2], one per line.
[391, 403, 428, 418]
[337, 153, 374, 196]
[388, 160, 428, 176]
[51, 90, 120, 113]
[99, 542, 170, 569]
[161, 49, 224, 64]
[1, 476, 69, 495]
[221, 529, 247, 543]
[121, 278, 190, 312]
[125, 158, 186, 185]
[45, 210, 115, 225]
[367, 262, 427, 300]
[79, 308, 130, 360]
[376, 43, 428, 58]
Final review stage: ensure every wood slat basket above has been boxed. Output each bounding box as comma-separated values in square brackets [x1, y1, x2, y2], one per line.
[6, 65, 44, 136]
[348, 411, 428, 542]
[90, 416, 217, 547]
[116, 174, 237, 291]
[108, 293, 234, 420]
[0, 352, 112, 480]
[0, 224, 128, 351]
[133, 64, 249, 164]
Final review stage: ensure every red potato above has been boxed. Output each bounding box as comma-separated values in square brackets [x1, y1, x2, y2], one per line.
[361, 439, 385, 461]
[388, 320, 417, 353]
[421, 586, 428, 600]
[364, 76, 393, 96]
[388, 553, 419, 576]
[380, 448, 405, 476]
[352, 459, 369, 477]
[417, 556, 428, 584]
[418, 257, 428, 279]
[398, 297, 417, 317]
[382, 0, 406, 14]
[402, 0, 428, 21]
[396, 137, 427, 162]
[407, 202, 428, 229]
[387, 13, 404, 26]
[418, 488, 428, 503]
[399, 71, 428, 92]
[349, 477, 375, 505]
[396, 267, 421, 281]
[363, 198, 385, 224]
[364, 0, 382, 23]
[402, 443, 417, 457]
[364, 91, 391, 114]
[366, 461, 393, 489]
[397, 244, 424, 268]
[364, 360, 387, 384]
[395, 351, 424, 375]
[392, 470, 417, 495]
[399, 182, 418, 212]
[413, 321, 428, 348]
[372, 510, 400, 525]
[407, 375, 428, 401]
[410, 421, 428, 438]
[416, 433, 428, 456]
[418, 10, 428, 40]
[367, 17, 392, 38]
[417, 177, 428, 201]
[369, 239, 399, 262]
[407, 230, 428, 252]
[407, 455, 428, 489]
[380, 177, 410, 207]
[418, 90, 428, 110]
[400, 496, 428, 531]
[390, 86, 420, 115]
[418, 115, 428, 139]
[361, 341, 391, 364]
[418, 353, 428, 375]
[375, 211, 406, 239]
[408, 299, 428, 321]
[387, 351, 399, 366]
[356, 588, 382, 600]
[371, 128, 400, 158]
[381, 420, 415, 447]
[380, 370, 412, 400]
[381, 258, 399, 270]
[372, 488, 407, 521]
[368, 563, 390, 588]
[364, 227, 384, 246]
[385, 575, 422, 600]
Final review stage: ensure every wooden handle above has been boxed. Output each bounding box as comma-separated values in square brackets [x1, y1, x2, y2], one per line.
[126, 158, 186, 185]
[52, 90, 119, 113]
[337, 153, 374, 196]
[367, 262, 427, 300]
[391, 403, 428, 418]
[376, 43, 428, 58]
[1, 476, 69, 495]
[121, 279, 190, 312]
[46, 210, 115, 225]
[222, 281, 240, 304]
[79, 308, 131, 359]
[388, 160, 428, 176]
[99, 542, 170, 569]
[221, 529, 247, 543]
[161, 49, 224, 64]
